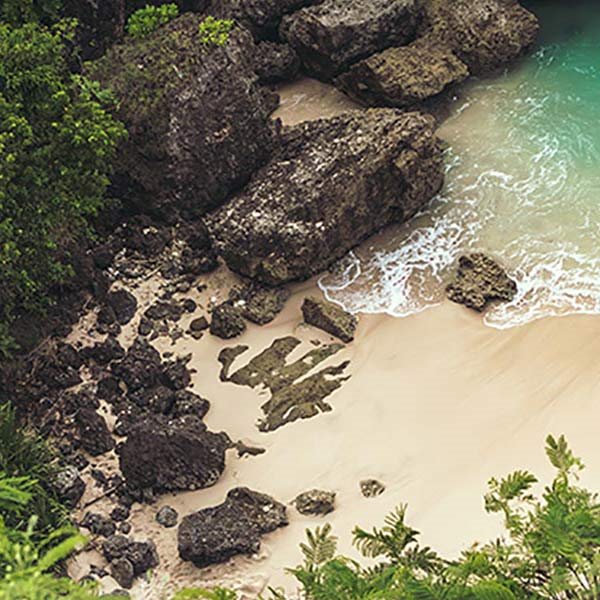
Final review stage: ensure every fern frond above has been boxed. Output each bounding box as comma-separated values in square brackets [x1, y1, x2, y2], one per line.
[300, 523, 338, 568]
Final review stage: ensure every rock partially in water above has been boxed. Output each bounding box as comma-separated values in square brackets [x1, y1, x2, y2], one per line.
[178, 487, 288, 567]
[336, 37, 469, 109]
[281, 0, 422, 80]
[87, 14, 276, 217]
[205, 109, 444, 286]
[422, 0, 539, 76]
[210, 302, 247, 339]
[446, 253, 518, 312]
[302, 296, 357, 343]
[294, 489, 336, 515]
[118, 415, 228, 493]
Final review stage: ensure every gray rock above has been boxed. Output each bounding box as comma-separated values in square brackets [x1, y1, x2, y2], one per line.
[82, 512, 116, 538]
[103, 535, 159, 589]
[302, 297, 357, 343]
[156, 506, 179, 528]
[294, 489, 336, 516]
[205, 110, 444, 286]
[210, 302, 247, 339]
[229, 283, 291, 325]
[360, 479, 386, 498]
[53, 466, 85, 508]
[110, 557, 134, 589]
[178, 487, 288, 567]
[253, 41, 300, 84]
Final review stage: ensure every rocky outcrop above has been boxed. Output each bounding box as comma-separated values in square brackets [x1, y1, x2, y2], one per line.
[336, 37, 469, 108]
[253, 41, 300, 83]
[178, 487, 288, 567]
[118, 415, 228, 492]
[302, 297, 357, 342]
[446, 253, 517, 312]
[281, 0, 422, 80]
[205, 109, 444, 286]
[87, 14, 276, 218]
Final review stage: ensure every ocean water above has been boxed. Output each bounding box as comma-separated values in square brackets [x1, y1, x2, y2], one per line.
[319, 2, 600, 328]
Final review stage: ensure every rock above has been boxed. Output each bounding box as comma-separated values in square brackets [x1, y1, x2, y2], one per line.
[182, 298, 197, 313]
[301, 297, 357, 343]
[91, 243, 115, 270]
[144, 300, 184, 322]
[294, 489, 336, 515]
[422, 0, 539, 76]
[111, 338, 164, 393]
[205, 109, 444, 286]
[75, 408, 115, 456]
[52, 466, 86, 508]
[170, 390, 210, 419]
[336, 37, 469, 108]
[189, 316, 209, 332]
[106, 290, 138, 325]
[103, 535, 159, 589]
[230, 283, 291, 325]
[110, 558, 134, 589]
[84, 337, 125, 365]
[156, 506, 179, 528]
[161, 359, 192, 391]
[111, 506, 130, 522]
[253, 41, 300, 84]
[82, 513, 117, 537]
[178, 487, 288, 567]
[446, 253, 517, 312]
[360, 478, 385, 498]
[87, 14, 276, 218]
[210, 302, 247, 339]
[281, 0, 422, 80]
[118, 415, 228, 492]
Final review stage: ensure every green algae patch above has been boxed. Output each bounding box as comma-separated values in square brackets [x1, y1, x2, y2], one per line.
[217, 336, 350, 431]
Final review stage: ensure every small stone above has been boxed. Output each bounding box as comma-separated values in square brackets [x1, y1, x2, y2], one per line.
[360, 479, 385, 498]
[107, 289, 138, 325]
[119, 522, 132, 535]
[110, 557, 134, 589]
[182, 298, 197, 313]
[294, 489, 336, 516]
[189, 316, 209, 332]
[156, 506, 178, 528]
[138, 317, 153, 337]
[111, 506, 130, 522]
[81, 512, 116, 537]
[302, 296, 357, 343]
[209, 302, 246, 339]
[52, 466, 85, 508]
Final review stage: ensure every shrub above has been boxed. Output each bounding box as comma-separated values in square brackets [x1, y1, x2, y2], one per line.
[0, 0, 62, 26]
[126, 3, 179, 38]
[0, 19, 126, 353]
[198, 16, 234, 47]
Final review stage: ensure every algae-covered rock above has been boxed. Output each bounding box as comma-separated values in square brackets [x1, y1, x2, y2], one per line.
[281, 0, 422, 80]
[302, 296, 357, 343]
[294, 489, 336, 515]
[336, 37, 469, 108]
[446, 253, 517, 312]
[87, 14, 276, 217]
[205, 109, 444, 286]
[178, 487, 288, 567]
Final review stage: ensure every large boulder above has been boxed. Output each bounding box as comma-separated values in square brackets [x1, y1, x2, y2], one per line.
[178, 487, 288, 567]
[421, 0, 539, 76]
[205, 109, 444, 285]
[87, 14, 276, 218]
[118, 415, 228, 492]
[281, 0, 422, 80]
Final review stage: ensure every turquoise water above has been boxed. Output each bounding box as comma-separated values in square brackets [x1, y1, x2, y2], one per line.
[319, 2, 600, 328]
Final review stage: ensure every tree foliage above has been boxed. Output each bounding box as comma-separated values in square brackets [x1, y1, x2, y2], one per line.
[198, 16, 234, 47]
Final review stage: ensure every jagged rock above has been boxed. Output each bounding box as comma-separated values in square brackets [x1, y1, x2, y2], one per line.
[210, 302, 247, 339]
[75, 408, 115, 456]
[84, 337, 125, 365]
[230, 283, 291, 325]
[87, 14, 276, 218]
[170, 390, 210, 419]
[253, 41, 300, 83]
[110, 506, 130, 522]
[156, 506, 179, 528]
[111, 338, 164, 393]
[118, 415, 228, 492]
[206, 110, 443, 286]
[336, 37, 469, 108]
[422, 0, 539, 76]
[53, 466, 86, 508]
[302, 297, 357, 343]
[103, 535, 159, 589]
[82, 513, 117, 538]
[178, 487, 288, 567]
[360, 479, 386, 498]
[446, 253, 517, 312]
[294, 489, 336, 515]
[106, 290, 138, 325]
[110, 558, 134, 589]
[281, 0, 422, 80]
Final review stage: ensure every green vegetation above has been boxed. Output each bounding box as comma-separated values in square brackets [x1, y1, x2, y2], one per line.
[0, 0, 62, 26]
[0, 19, 125, 353]
[198, 16, 234, 47]
[126, 3, 179, 39]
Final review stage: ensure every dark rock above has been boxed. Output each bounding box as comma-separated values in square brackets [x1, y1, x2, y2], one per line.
[57, 343, 84, 370]
[111, 338, 163, 392]
[128, 384, 174, 413]
[281, 0, 422, 80]
[85, 337, 125, 365]
[360, 478, 385, 498]
[253, 41, 300, 83]
[230, 283, 290, 325]
[144, 300, 184, 322]
[118, 415, 228, 492]
[170, 390, 210, 419]
[107, 290, 138, 325]
[161, 360, 191, 391]
[205, 110, 443, 285]
[336, 37, 469, 108]
[103, 535, 159, 587]
[294, 489, 335, 515]
[302, 296, 357, 343]
[156, 506, 178, 528]
[97, 376, 123, 402]
[111, 506, 130, 522]
[189, 317, 209, 332]
[82, 512, 117, 537]
[92, 243, 116, 270]
[182, 298, 197, 313]
[110, 558, 134, 589]
[446, 253, 518, 312]
[75, 408, 115, 456]
[119, 522, 132, 535]
[235, 441, 266, 458]
[138, 316, 153, 337]
[178, 487, 288, 567]
[210, 303, 247, 339]
[117, 215, 172, 257]
[52, 466, 86, 508]
[87, 14, 276, 218]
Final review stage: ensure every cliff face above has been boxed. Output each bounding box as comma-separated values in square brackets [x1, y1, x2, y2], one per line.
[205, 110, 444, 285]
